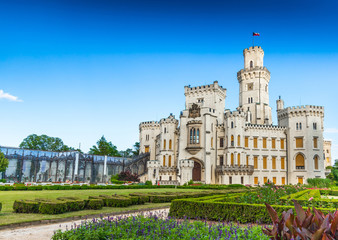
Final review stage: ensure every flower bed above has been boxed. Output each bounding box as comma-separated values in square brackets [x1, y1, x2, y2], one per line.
[52, 213, 269, 240]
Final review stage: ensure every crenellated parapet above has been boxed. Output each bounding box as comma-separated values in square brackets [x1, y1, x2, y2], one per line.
[277, 105, 324, 120]
[237, 67, 270, 82]
[245, 123, 286, 132]
[159, 113, 179, 125]
[184, 80, 226, 98]
[225, 110, 247, 119]
[139, 121, 160, 130]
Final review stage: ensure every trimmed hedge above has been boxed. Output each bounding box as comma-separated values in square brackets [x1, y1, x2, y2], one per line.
[0, 202, 2, 212]
[13, 200, 40, 213]
[85, 199, 104, 210]
[39, 201, 68, 214]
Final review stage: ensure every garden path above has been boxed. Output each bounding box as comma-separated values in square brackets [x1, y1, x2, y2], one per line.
[0, 208, 170, 240]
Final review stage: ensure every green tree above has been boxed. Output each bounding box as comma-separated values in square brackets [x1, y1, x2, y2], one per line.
[132, 142, 140, 156]
[119, 148, 133, 158]
[89, 136, 121, 156]
[0, 151, 9, 173]
[19, 134, 78, 152]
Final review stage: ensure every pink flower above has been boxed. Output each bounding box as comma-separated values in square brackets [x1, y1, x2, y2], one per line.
[309, 197, 314, 201]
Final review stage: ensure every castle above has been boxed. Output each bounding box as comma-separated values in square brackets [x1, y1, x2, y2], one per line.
[139, 46, 329, 185]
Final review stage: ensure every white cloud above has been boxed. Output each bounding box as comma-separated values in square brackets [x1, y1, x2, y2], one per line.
[0, 89, 22, 102]
[325, 128, 338, 134]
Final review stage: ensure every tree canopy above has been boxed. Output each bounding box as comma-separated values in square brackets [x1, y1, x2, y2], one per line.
[119, 142, 140, 158]
[89, 136, 121, 157]
[0, 151, 9, 173]
[19, 134, 80, 152]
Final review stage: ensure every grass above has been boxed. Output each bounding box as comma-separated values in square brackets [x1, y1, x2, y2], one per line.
[0, 188, 203, 226]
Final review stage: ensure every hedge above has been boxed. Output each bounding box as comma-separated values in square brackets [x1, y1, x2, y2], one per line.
[13, 200, 40, 213]
[169, 197, 337, 224]
[84, 199, 104, 210]
[0, 202, 2, 212]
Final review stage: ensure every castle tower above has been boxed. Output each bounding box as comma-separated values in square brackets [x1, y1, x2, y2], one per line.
[237, 46, 272, 125]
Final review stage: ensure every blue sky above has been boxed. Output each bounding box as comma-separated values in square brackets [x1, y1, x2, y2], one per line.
[0, 0, 337, 162]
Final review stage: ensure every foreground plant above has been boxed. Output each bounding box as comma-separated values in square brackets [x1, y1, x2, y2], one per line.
[52, 212, 269, 239]
[263, 200, 338, 239]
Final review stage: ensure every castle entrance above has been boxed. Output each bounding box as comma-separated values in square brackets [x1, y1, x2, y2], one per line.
[192, 161, 201, 181]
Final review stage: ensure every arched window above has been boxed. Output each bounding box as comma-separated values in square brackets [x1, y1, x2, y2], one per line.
[164, 128, 166, 133]
[231, 153, 234, 166]
[169, 139, 172, 150]
[250, 61, 253, 68]
[248, 98, 250, 103]
[163, 155, 166, 166]
[251, 97, 253, 103]
[231, 122, 234, 128]
[237, 135, 241, 146]
[296, 153, 305, 169]
[231, 135, 234, 147]
[196, 129, 200, 143]
[169, 155, 172, 167]
[299, 123, 302, 130]
[296, 123, 299, 130]
[211, 137, 213, 148]
[314, 156, 319, 170]
[237, 153, 241, 165]
[163, 139, 166, 149]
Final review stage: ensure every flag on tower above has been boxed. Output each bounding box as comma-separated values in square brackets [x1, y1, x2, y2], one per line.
[253, 32, 260, 36]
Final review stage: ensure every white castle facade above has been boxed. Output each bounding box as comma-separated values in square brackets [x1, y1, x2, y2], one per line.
[139, 46, 328, 185]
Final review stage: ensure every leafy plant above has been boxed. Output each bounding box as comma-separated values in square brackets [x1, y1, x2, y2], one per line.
[263, 200, 338, 239]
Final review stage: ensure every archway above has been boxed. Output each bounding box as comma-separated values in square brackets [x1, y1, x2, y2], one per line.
[295, 153, 305, 169]
[192, 161, 201, 181]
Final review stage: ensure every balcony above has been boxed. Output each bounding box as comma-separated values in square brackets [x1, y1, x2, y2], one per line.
[216, 165, 254, 175]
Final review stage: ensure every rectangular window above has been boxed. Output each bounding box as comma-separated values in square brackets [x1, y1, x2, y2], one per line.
[296, 137, 303, 148]
[282, 177, 286, 185]
[264, 177, 268, 183]
[272, 157, 276, 169]
[229, 176, 232, 184]
[254, 156, 258, 169]
[272, 138, 276, 149]
[263, 156, 267, 169]
[245, 137, 249, 148]
[246, 155, 249, 166]
[211, 137, 213, 148]
[220, 138, 224, 148]
[145, 146, 149, 153]
[281, 139, 285, 149]
[254, 177, 258, 185]
[273, 177, 276, 184]
[219, 156, 224, 165]
[263, 138, 267, 149]
[281, 157, 285, 169]
[313, 122, 317, 130]
[313, 137, 318, 149]
[241, 176, 244, 184]
[237, 135, 241, 146]
[254, 137, 258, 148]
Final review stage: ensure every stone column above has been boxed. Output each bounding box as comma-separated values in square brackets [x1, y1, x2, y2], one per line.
[74, 152, 79, 181]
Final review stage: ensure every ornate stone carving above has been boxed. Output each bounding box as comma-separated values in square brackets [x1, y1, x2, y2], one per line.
[188, 103, 200, 118]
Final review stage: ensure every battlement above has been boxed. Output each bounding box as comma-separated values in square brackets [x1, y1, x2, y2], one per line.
[225, 110, 246, 119]
[139, 121, 160, 129]
[237, 67, 270, 81]
[245, 123, 286, 131]
[243, 46, 264, 55]
[184, 81, 226, 98]
[277, 105, 324, 118]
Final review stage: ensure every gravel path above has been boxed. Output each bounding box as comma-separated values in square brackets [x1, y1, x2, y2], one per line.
[0, 208, 170, 240]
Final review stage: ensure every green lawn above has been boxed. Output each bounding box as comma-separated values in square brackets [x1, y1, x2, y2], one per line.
[0, 188, 203, 226]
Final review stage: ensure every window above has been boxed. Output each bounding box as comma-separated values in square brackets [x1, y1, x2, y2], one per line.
[263, 156, 267, 169]
[145, 146, 149, 153]
[241, 176, 244, 184]
[264, 177, 268, 183]
[272, 157, 276, 169]
[245, 137, 249, 148]
[296, 153, 305, 169]
[273, 177, 276, 184]
[313, 137, 318, 149]
[299, 123, 302, 130]
[296, 123, 299, 130]
[231, 135, 234, 147]
[231, 122, 234, 128]
[190, 129, 193, 144]
[272, 138, 276, 149]
[197, 129, 200, 143]
[189, 128, 200, 144]
[263, 138, 267, 149]
[211, 137, 214, 148]
[146, 135, 149, 141]
[254, 137, 258, 148]
[246, 155, 249, 166]
[169, 176, 172, 181]
[229, 176, 232, 184]
[231, 153, 234, 166]
[237, 153, 241, 165]
[313, 122, 317, 130]
[298, 177, 303, 184]
[281, 157, 285, 169]
[220, 138, 224, 148]
[169, 139, 172, 150]
[250, 60, 253, 68]
[281, 139, 285, 149]
[220, 156, 224, 165]
[163, 155, 166, 166]
[169, 155, 172, 167]
[254, 177, 258, 185]
[254, 156, 258, 169]
[163, 140, 166, 149]
[282, 177, 286, 185]
[237, 135, 241, 146]
[314, 156, 318, 170]
[164, 128, 166, 133]
[296, 138, 303, 148]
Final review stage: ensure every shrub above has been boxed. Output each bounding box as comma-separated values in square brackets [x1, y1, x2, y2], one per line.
[85, 199, 104, 210]
[39, 201, 68, 214]
[0, 179, 6, 183]
[118, 171, 139, 182]
[307, 178, 332, 188]
[13, 200, 40, 213]
[145, 180, 152, 186]
[0, 202, 1, 212]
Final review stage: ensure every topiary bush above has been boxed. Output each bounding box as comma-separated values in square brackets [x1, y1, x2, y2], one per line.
[39, 201, 68, 214]
[13, 200, 40, 213]
[85, 199, 104, 210]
